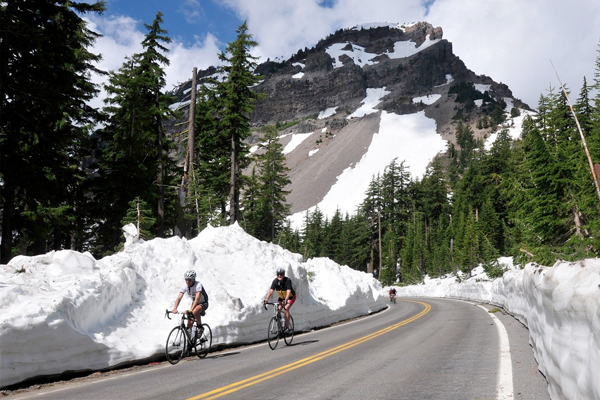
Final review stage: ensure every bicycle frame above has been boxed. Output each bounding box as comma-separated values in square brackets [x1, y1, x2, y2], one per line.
[264, 301, 294, 350]
[164, 310, 212, 364]
[166, 310, 196, 334]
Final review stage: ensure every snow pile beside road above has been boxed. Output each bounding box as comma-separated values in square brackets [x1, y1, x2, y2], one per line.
[0, 224, 386, 388]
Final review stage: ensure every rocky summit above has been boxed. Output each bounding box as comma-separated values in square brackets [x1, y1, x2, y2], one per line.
[170, 21, 530, 219]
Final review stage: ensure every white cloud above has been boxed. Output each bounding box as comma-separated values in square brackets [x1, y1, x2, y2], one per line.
[419, 0, 600, 108]
[178, 0, 205, 24]
[86, 15, 222, 109]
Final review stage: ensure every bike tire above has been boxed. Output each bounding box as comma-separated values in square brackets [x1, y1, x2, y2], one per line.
[267, 316, 280, 350]
[283, 315, 295, 346]
[196, 323, 212, 359]
[165, 326, 186, 365]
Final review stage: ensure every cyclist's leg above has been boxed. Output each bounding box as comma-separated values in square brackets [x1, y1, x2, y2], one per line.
[283, 297, 295, 329]
[191, 303, 205, 327]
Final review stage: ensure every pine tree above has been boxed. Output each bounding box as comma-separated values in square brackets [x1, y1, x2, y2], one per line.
[246, 126, 291, 241]
[348, 212, 372, 272]
[193, 82, 231, 224]
[216, 21, 264, 224]
[302, 207, 324, 259]
[1, 0, 105, 262]
[574, 77, 593, 136]
[121, 197, 157, 241]
[417, 158, 449, 225]
[324, 208, 344, 261]
[275, 221, 301, 253]
[240, 166, 261, 236]
[92, 12, 174, 254]
[361, 173, 383, 273]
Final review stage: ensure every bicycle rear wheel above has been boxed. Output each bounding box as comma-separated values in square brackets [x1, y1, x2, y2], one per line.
[283, 315, 295, 346]
[196, 323, 212, 359]
[165, 326, 186, 365]
[267, 316, 280, 350]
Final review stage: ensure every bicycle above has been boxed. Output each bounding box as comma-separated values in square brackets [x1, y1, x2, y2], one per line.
[263, 301, 294, 350]
[390, 294, 397, 304]
[164, 309, 212, 364]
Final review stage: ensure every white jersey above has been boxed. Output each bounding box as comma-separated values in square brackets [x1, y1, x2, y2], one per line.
[180, 281, 206, 303]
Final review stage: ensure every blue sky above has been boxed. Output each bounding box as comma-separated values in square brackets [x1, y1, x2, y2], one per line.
[100, 0, 242, 47]
[86, 0, 600, 110]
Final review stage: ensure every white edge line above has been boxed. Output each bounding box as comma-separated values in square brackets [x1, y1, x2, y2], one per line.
[477, 305, 514, 400]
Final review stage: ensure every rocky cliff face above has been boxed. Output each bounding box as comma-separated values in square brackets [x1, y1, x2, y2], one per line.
[170, 22, 530, 218]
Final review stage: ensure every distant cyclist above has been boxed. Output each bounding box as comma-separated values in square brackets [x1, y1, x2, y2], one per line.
[172, 270, 208, 337]
[389, 287, 397, 303]
[263, 267, 295, 334]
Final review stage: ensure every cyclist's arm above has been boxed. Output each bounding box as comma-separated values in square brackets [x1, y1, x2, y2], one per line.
[172, 292, 184, 313]
[264, 288, 274, 303]
[284, 289, 292, 302]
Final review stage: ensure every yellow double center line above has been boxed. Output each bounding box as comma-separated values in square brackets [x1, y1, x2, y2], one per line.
[188, 300, 431, 400]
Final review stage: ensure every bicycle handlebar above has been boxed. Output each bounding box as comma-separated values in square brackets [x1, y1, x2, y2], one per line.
[263, 301, 285, 311]
[165, 309, 194, 320]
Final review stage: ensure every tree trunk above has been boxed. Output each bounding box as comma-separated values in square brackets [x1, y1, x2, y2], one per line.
[157, 120, 165, 237]
[0, 184, 15, 264]
[229, 133, 238, 224]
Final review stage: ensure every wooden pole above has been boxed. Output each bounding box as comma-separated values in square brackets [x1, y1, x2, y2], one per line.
[187, 67, 197, 186]
[551, 61, 600, 206]
[182, 67, 197, 197]
[378, 208, 382, 278]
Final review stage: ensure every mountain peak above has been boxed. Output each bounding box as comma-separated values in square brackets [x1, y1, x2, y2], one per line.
[170, 22, 530, 224]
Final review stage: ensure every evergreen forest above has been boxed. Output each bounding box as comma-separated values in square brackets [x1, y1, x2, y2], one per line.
[2, 1, 600, 287]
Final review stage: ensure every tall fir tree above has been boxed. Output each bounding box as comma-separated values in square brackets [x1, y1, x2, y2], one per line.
[302, 207, 324, 259]
[92, 12, 174, 255]
[0, 0, 105, 262]
[193, 82, 231, 225]
[216, 21, 264, 224]
[243, 126, 291, 241]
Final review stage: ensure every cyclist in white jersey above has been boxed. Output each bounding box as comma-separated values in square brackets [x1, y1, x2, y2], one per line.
[171, 270, 208, 332]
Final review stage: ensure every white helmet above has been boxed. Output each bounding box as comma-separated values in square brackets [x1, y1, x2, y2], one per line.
[184, 270, 196, 280]
[276, 267, 285, 276]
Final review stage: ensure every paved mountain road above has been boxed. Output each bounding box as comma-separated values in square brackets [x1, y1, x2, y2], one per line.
[8, 298, 550, 400]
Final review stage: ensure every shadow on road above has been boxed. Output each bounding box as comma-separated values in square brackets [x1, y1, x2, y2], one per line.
[206, 351, 241, 359]
[288, 340, 318, 347]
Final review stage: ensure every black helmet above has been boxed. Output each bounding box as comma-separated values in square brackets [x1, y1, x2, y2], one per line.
[276, 267, 285, 276]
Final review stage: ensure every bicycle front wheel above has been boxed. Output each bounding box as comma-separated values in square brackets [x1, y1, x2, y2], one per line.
[267, 316, 280, 350]
[196, 323, 212, 359]
[283, 315, 295, 346]
[165, 326, 186, 365]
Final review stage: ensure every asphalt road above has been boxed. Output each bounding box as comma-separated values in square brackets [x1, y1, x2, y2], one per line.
[7, 298, 550, 400]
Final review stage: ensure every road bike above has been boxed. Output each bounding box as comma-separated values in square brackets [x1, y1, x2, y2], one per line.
[164, 309, 212, 364]
[264, 301, 294, 350]
[389, 293, 397, 304]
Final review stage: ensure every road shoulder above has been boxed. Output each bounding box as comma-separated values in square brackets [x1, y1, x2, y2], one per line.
[477, 303, 550, 400]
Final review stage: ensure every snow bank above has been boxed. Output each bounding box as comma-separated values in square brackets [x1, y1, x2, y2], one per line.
[0, 224, 386, 388]
[393, 259, 600, 399]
